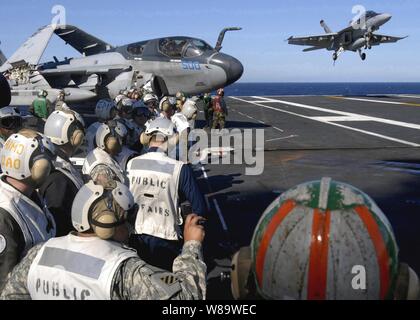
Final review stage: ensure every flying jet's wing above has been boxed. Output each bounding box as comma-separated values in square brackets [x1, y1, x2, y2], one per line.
[40, 64, 131, 76]
[370, 34, 408, 46]
[0, 25, 55, 72]
[288, 33, 337, 48]
[54, 25, 113, 56]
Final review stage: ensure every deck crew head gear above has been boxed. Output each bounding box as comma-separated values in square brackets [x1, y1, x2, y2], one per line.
[120, 98, 134, 115]
[1, 129, 56, 186]
[231, 177, 405, 300]
[181, 100, 198, 120]
[159, 96, 176, 113]
[95, 99, 117, 121]
[44, 110, 85, 149]
[95, 121, 127, 155]
[71, 180, 135, 240]
[38, 89, 48, 98]
[217, 88, 224, 96]
[143, 94, 158, 108]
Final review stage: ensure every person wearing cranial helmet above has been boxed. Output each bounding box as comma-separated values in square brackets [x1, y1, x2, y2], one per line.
[82, 120, 127, 186]
[39, 110, 86, 236]
[0, 180, 207, 301]
[0, 128, 57, 291]
[85, 99, 118, 153]
[127, 117, 207, 271]
[229, 177, 420, 300]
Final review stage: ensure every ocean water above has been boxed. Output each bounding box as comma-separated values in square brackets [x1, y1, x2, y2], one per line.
[224, 83, 420, 97]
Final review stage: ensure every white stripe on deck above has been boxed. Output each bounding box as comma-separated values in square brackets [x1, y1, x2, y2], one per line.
[200, 165, 228, 232]
[249, 96, 420, 131]
[231, 97, 420, 147]
[332, 96, 420, 107]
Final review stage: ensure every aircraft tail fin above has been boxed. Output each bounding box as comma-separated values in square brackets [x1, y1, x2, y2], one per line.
[0, 25, 55, 72]
[320, 20, 333, 34]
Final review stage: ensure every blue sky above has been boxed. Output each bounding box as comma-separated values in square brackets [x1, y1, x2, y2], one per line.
[0, 0, 419, 82]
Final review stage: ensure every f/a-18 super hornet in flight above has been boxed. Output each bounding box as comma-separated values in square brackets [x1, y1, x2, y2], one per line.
[0, 25, 243, 105]
[288, 10, 407, 62]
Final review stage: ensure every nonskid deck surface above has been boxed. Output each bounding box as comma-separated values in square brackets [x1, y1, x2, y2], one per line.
[71, 94, 420, 299]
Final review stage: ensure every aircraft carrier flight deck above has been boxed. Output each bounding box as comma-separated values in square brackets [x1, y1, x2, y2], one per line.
[70, 93, 420, 299]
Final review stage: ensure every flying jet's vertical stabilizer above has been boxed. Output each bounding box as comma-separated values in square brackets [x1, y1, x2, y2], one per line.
[320, 20, 333, 34]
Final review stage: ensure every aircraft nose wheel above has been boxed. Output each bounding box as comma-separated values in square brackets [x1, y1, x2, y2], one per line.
[333, 53, 338, 61]
[361, 53, 366, 61]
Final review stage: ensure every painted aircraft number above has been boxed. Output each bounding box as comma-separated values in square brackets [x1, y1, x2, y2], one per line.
[181, 61, 201, 70]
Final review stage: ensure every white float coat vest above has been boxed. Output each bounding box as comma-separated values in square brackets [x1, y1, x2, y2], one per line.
[82, 148, 126, 184]
[85, 122, 101, 153]
[0, 176, 56, 257]
[115, 146, 138, 171]
[27, 234, 138, 300]
[54, 156, 84, 189]
[127, 151, 184, 240]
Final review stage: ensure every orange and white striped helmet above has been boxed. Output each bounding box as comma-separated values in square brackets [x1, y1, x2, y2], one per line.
[251, 177, 399, 300]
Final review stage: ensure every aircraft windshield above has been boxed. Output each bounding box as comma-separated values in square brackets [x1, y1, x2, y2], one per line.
[365, 11, 378, 18]
[159, 38, 213, 58]
[127, 41, 147, 56]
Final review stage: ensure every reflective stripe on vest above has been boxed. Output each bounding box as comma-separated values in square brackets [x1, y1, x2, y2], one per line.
[27, 234, 138, 300]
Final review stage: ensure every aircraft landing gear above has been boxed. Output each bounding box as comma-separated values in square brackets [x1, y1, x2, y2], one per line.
[332, 47, 344, 64]
[358, 49, 366, 61]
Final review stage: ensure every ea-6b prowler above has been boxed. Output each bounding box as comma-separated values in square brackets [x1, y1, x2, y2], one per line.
[288, 10, 407, 62]
[0, 25, 243, 106]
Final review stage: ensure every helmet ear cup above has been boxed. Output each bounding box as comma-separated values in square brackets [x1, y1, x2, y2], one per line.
[30, 158, 51, 184]
[140, 132, 151, 146]
[91, 210, 117, 240]
[105, 135, 121, 155]
[231, 246, 252, 300]
[70, 129, 85, 148]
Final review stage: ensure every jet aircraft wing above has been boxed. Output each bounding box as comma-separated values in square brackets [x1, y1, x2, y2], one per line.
[54, 25, 113, 56]
[0, 25, 55, 72]
[288, 33, 338, 48]
[370, 34, 408, 46]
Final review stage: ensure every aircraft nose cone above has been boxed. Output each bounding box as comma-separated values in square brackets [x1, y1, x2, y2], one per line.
[382, 13, 392, 22]
[210, 53, 244, 86]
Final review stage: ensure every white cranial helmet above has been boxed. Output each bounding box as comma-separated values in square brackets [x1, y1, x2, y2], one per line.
[71, 180, 135, 239]
[95, 99, 116, 121]
[181, 99, 198, 120]
[144, 117, 175, 137]
[0, 130, 56, 182]
[44, 110, 85, 148]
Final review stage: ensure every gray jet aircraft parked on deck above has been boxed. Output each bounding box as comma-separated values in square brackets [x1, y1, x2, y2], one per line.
[0, 25, 243, 105]
[288, 10, 407, 62]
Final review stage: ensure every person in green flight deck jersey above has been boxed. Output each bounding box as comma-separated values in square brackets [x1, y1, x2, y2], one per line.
[29, 90, 53, 131]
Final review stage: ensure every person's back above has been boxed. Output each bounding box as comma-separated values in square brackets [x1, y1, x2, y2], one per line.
[0, 181, 207, 300]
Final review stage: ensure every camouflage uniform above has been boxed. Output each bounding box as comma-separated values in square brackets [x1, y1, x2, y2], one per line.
[0, 239, 206, 300]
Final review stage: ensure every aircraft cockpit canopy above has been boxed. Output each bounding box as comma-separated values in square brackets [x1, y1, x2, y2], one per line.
[365, 10, 379, 18]
[158, 37, 213, 59]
